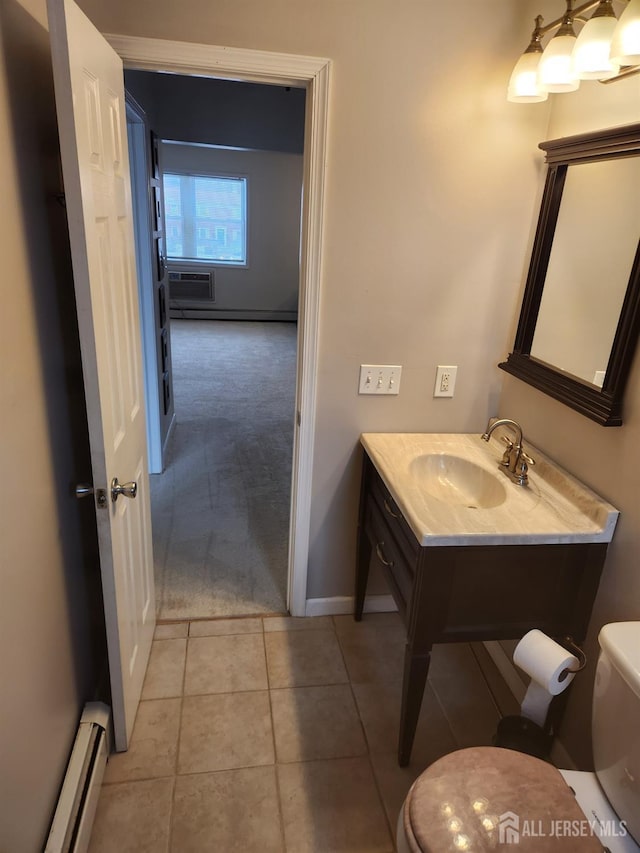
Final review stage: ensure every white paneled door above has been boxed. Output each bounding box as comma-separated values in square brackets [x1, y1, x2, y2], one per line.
[48, 0, 155, 750]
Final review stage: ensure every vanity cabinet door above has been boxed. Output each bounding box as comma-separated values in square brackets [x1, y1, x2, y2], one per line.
[361, 460, 419, 622]
[367, 464, 419, 565]
[365, 498, 414, 618]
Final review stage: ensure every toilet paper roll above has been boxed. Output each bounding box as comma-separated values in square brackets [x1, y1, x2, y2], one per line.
[513, 630, 580, 727]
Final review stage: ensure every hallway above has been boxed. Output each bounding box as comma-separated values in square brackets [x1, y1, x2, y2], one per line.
[151, 320, 297, 620]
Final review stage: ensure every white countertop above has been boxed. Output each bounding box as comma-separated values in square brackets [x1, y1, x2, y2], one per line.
[361, 432, 619, 547]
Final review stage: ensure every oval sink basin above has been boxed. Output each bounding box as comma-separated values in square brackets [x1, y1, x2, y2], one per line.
[361, 433, 620, 545]
[409, 453, 507, 509]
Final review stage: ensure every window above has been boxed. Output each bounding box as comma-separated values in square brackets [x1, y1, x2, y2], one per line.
[163, 173, 247, 265]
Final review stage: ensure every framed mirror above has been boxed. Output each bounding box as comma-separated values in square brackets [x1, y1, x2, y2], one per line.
[500, 122, 640, 426]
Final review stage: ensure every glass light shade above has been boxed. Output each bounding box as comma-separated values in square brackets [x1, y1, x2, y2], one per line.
[573, 15, 620, 79]
[610, 0, 640, 65]
[539, 34, 580, 91]
[507, 51, 548, 102]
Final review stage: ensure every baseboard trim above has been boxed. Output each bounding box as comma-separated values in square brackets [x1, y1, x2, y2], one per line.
[305, 594, 398, 617]
[169, 308, 298, 322]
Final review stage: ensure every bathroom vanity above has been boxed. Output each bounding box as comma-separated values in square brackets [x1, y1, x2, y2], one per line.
[354, 433, 619, 766]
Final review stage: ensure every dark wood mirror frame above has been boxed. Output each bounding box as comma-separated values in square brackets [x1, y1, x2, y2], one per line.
[499, 122, 640, 427]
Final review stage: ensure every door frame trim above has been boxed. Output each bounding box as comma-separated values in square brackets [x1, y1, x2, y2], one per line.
[107, 34, 331, 616]
[125, 93, 164, 475]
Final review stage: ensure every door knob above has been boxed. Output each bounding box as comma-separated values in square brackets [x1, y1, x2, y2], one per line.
[111, 477, 138, 502]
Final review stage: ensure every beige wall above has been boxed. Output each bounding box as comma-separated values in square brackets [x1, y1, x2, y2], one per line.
[0, 0, 104, 849]
[501, 0, 640, 768]
[76, 0, 554, 598]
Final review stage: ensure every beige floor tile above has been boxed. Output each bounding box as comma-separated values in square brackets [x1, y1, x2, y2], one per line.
[189, 616, 263, 637]
[352, 681, 457, 767]
[88, 777, 173, 853]
[184, 633, 268, 694]
[141, 639, 187, 700]
[90, 619, 507, 853]
[271, 685, 367, 762]
[172, 766, 283, 852]
[277, 757, 393, 853]
[178, 691, 274, 774]
[427, 642, 478, 680]
[263, 615, 334, 632]
[104, 698, 181, 783]
[428, 645, 501, 747]
[154, 622, 189, 639]
[337, 623, 405, 685]
[369, 751, 424, 831]
[356, 678, 459, 828]
[265, 629, 348, 688]
[333, 612, 403, 635]
[469, 641, 521, 718]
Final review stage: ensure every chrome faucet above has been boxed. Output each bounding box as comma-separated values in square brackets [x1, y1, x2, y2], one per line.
[481, 418, 535, 486]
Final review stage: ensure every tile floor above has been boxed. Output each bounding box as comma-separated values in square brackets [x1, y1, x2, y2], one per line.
[88, 613, 504, 853]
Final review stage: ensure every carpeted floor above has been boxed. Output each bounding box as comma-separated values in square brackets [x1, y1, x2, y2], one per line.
[150, 320, 297, 620]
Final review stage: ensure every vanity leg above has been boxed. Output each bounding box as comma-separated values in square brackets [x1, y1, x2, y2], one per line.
[354, 453, 372, 622]
[398, 643, 431, 766]
[354, 536, 371, 621]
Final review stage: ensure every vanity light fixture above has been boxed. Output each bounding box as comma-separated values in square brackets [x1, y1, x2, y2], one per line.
[610, 0, 640, 64]
[508, 0, 640, 103]
[538, 0, 580, 92]
[507, 17, 548, 101]
[573, 0, 620, 78]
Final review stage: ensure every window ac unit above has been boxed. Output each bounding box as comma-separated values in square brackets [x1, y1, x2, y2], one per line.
[168, 271, 215, 301]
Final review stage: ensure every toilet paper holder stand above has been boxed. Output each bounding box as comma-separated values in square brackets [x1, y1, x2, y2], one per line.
[492, 636, 587, 759]
[558, 636, 587, 682]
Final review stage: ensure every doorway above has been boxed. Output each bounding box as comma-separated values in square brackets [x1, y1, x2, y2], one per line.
[116, 37, 329, 618]
[126, 73, 304, 619]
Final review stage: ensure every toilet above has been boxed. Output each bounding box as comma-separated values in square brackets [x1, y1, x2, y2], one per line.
[397, 622, 640, 852]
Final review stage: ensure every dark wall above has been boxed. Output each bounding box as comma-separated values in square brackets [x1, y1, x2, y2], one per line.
[124, 70, 306, 154]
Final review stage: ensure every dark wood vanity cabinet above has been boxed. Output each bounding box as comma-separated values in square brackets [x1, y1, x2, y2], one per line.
[355, 451, 608, 766]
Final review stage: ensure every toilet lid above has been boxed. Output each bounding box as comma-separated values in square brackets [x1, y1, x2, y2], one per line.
[403, 746, 603, 852]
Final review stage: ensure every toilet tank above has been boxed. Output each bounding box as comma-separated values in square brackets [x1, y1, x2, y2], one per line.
[593, 622, 640, 845]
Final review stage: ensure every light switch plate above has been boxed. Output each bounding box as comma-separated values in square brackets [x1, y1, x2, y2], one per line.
[359, 365, 402, 395]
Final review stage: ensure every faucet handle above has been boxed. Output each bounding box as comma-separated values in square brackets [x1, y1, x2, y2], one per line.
[514, 452, 535, 486]
[500, 435, 513, 467]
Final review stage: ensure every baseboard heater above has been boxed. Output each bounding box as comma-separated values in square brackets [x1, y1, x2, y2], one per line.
[45, 702, 111, 853]
[168, 270, 215, 301]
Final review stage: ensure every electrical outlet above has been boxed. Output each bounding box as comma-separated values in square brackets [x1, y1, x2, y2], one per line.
[434, 365, 457, 398]
[359, 364, 402, 395]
